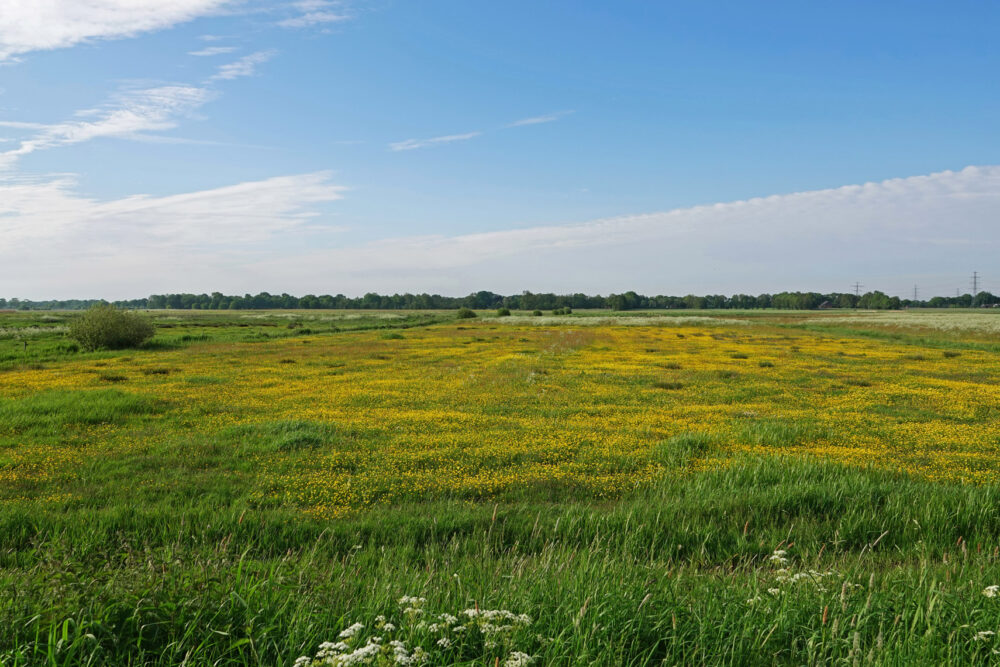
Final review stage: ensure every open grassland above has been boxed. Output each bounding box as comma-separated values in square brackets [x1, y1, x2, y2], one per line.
[3, 309, 1000, 665]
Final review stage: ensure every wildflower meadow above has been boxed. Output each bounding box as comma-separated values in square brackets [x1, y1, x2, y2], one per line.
[3, 308, 1000, 664]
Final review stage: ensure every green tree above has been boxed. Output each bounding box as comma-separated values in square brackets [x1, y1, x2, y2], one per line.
[69, 304, 154, 351]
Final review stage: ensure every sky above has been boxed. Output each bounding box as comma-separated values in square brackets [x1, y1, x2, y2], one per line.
[1, 0, 998, 300]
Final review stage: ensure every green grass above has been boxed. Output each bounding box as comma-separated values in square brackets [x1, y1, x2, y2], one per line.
[0, 388, 164, 435]
[4, 457, 1000, 665]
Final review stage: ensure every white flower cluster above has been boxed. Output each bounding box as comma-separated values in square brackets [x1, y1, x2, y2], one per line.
[293, 596, 537, 666]
[461, 608, 533, 646]
[983, 585, 1000, 598]
[747, 549, 840, 603]
[338, 623, 365, 640]
[293, 636, 427, 666]
[505, 651, 534, 667]
[768, 549, 789, 566]
[399, 595, 428, 617]
[398, 596, 427, 606]
[774, 568, 835, 592]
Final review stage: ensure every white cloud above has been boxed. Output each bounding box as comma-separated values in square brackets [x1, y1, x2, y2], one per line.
[189, 46, 239, 56]
[389, 132, 482, 152]
[0, 172, 346, 296]
[507, 111, 574, 127]
[0, 121, 51, 130]
[390, 113, 571, 153]
[279, 0, 351, 28]
[4, 166, 998, 299]
[0, 86, 213, 168]
[0, 0, 234, 61]
[250, 166, 1000, 297]
[208, 49, 277, 81]
[0, 46, 282, 167]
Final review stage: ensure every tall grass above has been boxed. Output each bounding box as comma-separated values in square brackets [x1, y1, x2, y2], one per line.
[4, 457, 1000, 665]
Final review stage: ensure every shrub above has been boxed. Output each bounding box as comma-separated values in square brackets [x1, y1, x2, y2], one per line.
[532, 310, 543, 316]
[69, 305, 154, 351]
[496, 307, 511, 317]
[456, 307, 477, 319]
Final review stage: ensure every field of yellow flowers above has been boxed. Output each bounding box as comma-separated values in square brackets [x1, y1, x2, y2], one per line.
[4, 313, 1000, 515]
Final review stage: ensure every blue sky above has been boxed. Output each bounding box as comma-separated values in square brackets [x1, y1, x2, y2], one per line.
[1, 1, 998, 299]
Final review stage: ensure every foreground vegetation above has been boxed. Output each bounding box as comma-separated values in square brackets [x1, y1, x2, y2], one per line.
[2, 309, 1000, 664]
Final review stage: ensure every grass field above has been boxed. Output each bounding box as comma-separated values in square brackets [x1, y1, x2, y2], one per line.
[3, 309, 1000, 665]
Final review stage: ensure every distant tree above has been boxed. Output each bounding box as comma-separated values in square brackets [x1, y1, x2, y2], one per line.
[466, 291, 502, 309]
[683, 294, 706, 310]
[857, 291, 899, 310]
[974, 291, 999, 307]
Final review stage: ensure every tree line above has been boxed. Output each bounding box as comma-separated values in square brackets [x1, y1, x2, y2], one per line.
[3, 289, 999, 311]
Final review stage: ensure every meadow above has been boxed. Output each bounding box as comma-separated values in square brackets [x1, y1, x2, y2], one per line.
[3, 308, 1000, 665]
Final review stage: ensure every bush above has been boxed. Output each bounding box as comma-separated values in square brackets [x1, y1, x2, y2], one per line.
[532, 310, 543, 316]
[69, 305, 154, 351]
[456, 308, 477, 319]
[496, 308, 511, 317]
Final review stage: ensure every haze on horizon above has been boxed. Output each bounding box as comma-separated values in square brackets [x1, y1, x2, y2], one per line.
[1, 1, 998, 301]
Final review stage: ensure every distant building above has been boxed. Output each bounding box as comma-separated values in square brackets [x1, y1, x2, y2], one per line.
[818, 301, 834, 309]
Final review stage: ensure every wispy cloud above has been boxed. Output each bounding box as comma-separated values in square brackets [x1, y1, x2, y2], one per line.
[3, 166, 998, 299]
[389, 132, 482, 152]
[246, 166, 1000, 297]
[125, 133, 270, 149]
[279, 0, 352, 29]
[208, 49, 277, 81]
[0, 121, 51, 130]
[188, 46, 238, 56]
[0, 86, 214, 168]
[390, 112, 573, 152]
[0, 44, 282, 167]
[0, 172, 347, 296]
[0, 0, 234, 61]
[507, 110, 574, 127]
